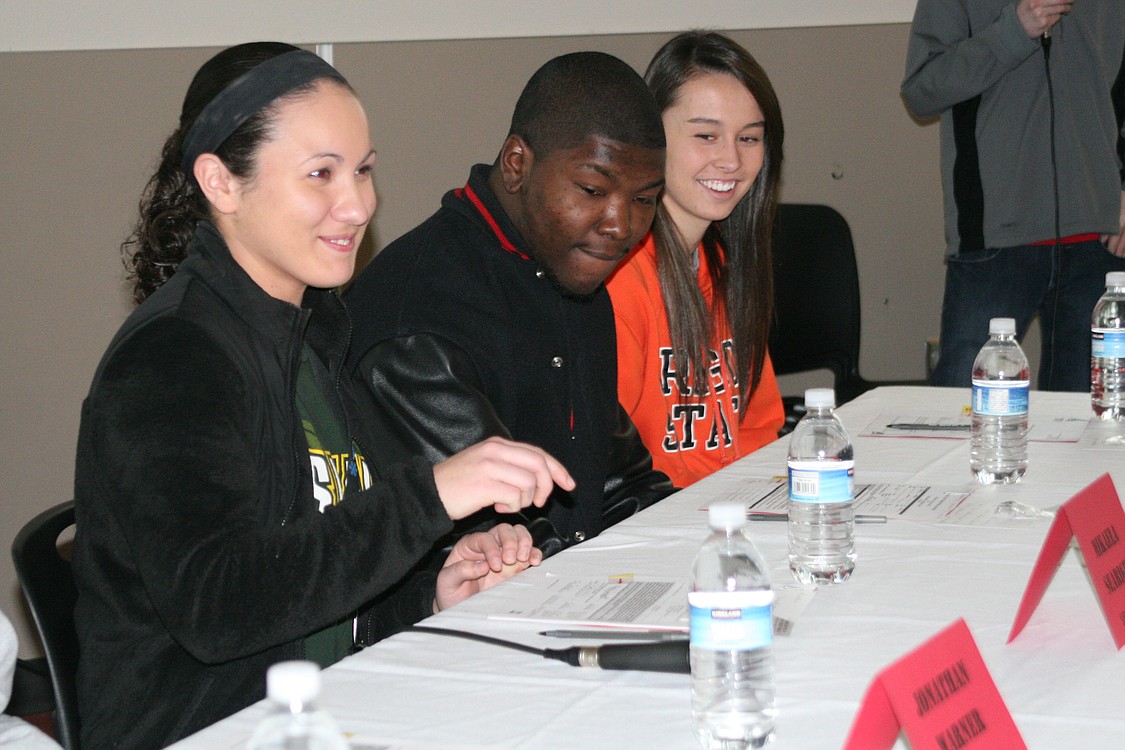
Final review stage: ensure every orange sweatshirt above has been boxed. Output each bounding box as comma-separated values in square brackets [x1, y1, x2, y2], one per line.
[607, 234, 784, 487]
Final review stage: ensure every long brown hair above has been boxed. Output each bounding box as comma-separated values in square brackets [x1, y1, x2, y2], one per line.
[644, 31, 783, 417]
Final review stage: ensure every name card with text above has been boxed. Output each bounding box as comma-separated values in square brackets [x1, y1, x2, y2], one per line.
[1008, 473, 1125, 648]
[844, 619, 1026, 750]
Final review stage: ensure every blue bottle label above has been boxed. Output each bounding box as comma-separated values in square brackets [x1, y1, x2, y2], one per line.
[1093, 330, 1125, 359]
[688, 590, 774, 650]
[787, 460, 855, 504]
[971, 381, 1029, 416]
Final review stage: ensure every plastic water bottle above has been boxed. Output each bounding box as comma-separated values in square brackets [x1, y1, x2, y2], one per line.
[970, 318, 1029, 483]
[689, 502, 776, 749]
[246, 661, 347, 750]
[1092, 271, 1125, 420]
[786, 388, 855, 585]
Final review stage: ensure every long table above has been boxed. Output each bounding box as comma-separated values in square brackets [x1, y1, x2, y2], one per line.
[171, 387, 1125, 749]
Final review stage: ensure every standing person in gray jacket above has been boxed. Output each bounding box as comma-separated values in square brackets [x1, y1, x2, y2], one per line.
[902, 0, 1125, 390]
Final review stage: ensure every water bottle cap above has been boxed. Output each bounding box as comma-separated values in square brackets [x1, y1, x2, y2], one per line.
[265, 660, 321, 704]
[707, 502, 747, 530]
[988, 318, 1016, 335]
[804, 388, 836, 409]
[1107, 272, 1125, 287]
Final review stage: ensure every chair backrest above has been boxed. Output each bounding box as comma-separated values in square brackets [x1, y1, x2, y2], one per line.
[769, 203, 865, 400]
[11, 502, 79, 750]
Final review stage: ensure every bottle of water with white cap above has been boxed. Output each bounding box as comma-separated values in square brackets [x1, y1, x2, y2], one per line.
[787, 388, 855, 585]
[689, 502, 776, 749]
[1092, 271, 1125, 420]
[246, 661, 347, 750]
[970, 317, 1030, 483]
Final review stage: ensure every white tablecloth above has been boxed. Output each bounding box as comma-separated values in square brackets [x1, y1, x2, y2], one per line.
[171, 387, 1125, 749]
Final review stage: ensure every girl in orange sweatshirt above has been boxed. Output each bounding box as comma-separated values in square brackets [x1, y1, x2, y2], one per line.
[607, 31, 785, 487]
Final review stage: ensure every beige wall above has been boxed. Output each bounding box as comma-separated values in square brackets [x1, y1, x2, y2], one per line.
[0, 24, 946, 656]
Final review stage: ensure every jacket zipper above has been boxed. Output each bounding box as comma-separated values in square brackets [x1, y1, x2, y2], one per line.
[280, 308, 312, 526]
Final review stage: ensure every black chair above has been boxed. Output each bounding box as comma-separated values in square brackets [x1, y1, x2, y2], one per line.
[11, 502, 79, 750]
[769, 203, 927, 433]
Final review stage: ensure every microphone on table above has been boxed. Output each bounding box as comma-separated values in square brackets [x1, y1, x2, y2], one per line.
[408, 625, 690, 674]
[545, 639, 689, 673]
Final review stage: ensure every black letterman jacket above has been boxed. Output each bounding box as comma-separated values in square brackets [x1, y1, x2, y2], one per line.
[346, 164, 676, 552]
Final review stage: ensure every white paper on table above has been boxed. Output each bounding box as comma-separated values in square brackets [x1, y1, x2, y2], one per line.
[708, 478, 1003, 525]
[860, 413, 1088, 442]
[862, 413, 972, 439]
[771, 585, 816, 636]
[1027, 416, 1095, 442]
[487, 575, 690, 631]
[1077, 419, 1125, 450]
[485, 574, 815, 636]
[854, 483, 977, 522]
[349, 742, 500, 750]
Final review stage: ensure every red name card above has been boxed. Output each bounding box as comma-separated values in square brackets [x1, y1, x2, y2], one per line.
[844, 619, 1026, 750]
[1008, 473, 1125, 649]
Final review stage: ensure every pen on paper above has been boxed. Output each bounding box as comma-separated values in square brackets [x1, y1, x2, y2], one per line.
[539, 629, 688, 640]
[747, 512, 887, 524]
[886, 423, 970, 432]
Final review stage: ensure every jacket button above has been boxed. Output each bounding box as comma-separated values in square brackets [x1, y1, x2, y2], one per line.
[551, 356, 564, 368]
[573, 530, 586, 542]
[536, 269, 546, 279]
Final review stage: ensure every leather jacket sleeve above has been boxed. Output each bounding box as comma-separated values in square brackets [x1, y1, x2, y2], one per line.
[352, 332, 511, 463]
[602, 401, 677, 528]
[352, 333, 676, 552]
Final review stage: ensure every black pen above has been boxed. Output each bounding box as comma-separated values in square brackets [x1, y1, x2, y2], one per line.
[748, 512, 887, 524]
[539, 629, 688, 641]
[886, 423, 970, 431]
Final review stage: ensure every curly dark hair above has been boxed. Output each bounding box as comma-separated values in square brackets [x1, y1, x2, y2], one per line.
[122, 41, 331, 304]
[644, 31, 784, 418]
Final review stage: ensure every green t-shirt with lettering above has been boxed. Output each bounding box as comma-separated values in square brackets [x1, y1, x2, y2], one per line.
[294, 344, 372, 668]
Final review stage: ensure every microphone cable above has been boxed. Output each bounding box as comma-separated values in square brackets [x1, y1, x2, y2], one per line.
[407, 625, 690, 673]
[1042, 28, 1063, 389]
[1042, 30, 1060, 246]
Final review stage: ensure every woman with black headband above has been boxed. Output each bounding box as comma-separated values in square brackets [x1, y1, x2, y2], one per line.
[71, 42, 573, 749]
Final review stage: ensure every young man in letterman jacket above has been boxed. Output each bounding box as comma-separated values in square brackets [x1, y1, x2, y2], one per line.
[346, 52, 677, 553]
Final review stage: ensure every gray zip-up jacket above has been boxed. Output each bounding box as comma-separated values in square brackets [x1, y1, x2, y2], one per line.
[902, 0, 1124, 255]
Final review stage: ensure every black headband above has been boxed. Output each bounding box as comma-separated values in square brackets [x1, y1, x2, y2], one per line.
[180, 49, 346, 177]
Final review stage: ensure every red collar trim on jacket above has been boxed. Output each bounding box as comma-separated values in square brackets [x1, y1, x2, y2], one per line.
[1029, 233, 1101, 247]
[455, 183, 530, 260]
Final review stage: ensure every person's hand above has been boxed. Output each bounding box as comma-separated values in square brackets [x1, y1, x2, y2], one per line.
[433, 524, 543, 612]
[1102, 190, 1125, 258]
[432, 436, 574, 520]
[1016, 0, 1075, 38]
